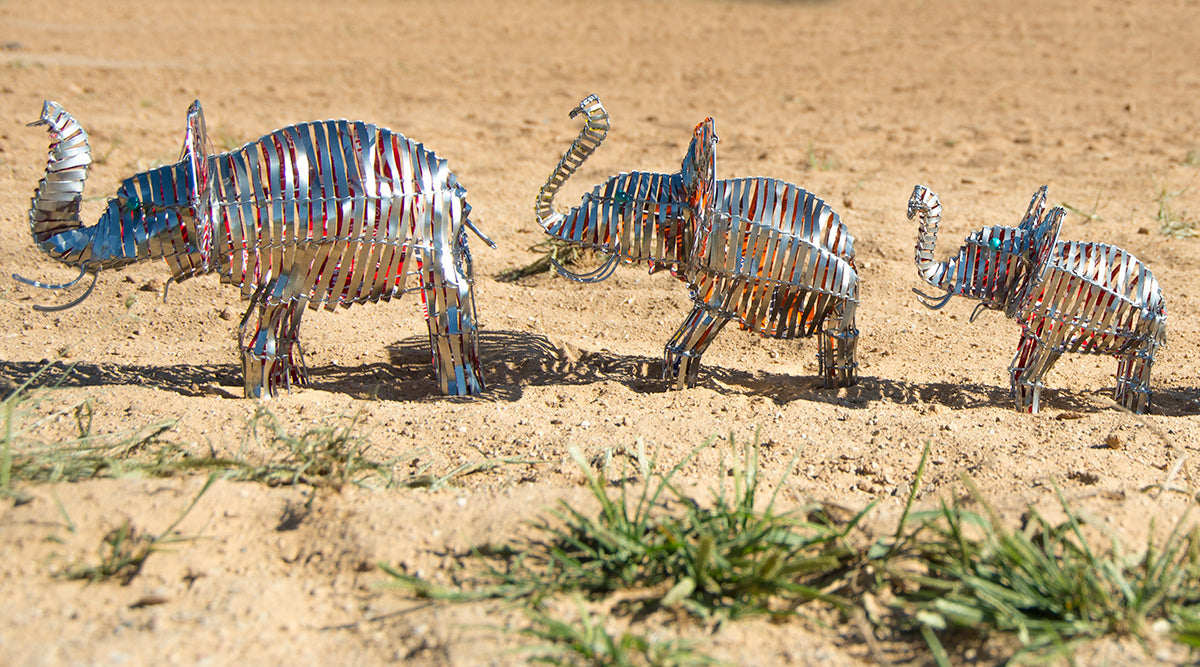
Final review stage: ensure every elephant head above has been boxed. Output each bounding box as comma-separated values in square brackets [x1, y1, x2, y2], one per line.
[534, 95, 717, 281]
[21, 100, 214, 309]
[906, 184, 1064, 319]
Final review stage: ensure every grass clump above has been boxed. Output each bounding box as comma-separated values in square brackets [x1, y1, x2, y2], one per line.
[385, 435, 858, 664]
[385, 437, 862, 621]
[1153, 178, 1199, 237]
[1, 366, 179, 495]
[1061, 190, 1105, 223]
[227, 406, 523, 491]
[805, 143, 840, 171]
[498, 238, 603, 283]
[232, 406, 394, 489]
[384, 440, 1200, 664]
[0, 370, 503, 495]
[884, 477, 1200, 662]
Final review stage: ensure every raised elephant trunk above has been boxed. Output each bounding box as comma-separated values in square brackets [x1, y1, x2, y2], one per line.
[20, 102, 200, 310]
[17, 101, 104, 309]
[534, 95, 610, 242]
[28, 101, 92, 258]
[906, 185, 957, 308]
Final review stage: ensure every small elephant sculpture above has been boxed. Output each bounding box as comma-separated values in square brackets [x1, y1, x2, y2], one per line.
[907, 184, 1166, 413]
[535, 95, 859, 389]
[24, 100, 493, 398]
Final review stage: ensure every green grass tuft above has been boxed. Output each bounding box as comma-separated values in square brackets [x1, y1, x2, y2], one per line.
[498, 238, 603, 283]
[1153, 177, 1199, 237]
[385, 435, 864, 622]
[886, 476, 1200, 661]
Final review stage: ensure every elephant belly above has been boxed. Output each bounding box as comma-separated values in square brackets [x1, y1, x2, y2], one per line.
[689, 222, 856, 338]
[214, 192, 460, 309]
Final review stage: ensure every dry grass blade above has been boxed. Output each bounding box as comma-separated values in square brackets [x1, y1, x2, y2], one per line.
[517, 595, 718, 666]
[498, 238, 603, 282]
[64, 473, 217, 584]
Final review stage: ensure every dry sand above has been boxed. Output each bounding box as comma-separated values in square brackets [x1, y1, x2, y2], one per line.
[1, 0, 1200, 663]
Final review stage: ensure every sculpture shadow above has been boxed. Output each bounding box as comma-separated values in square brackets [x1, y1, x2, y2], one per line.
[0, 358, 245, 399]
[1134, 386, 1200, 418]
[383, 329, 1112, 413]
[1, 333, 1187, 416]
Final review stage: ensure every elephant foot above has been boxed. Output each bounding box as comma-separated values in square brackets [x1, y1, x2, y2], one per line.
[818, 328, 859, 389]
[439, 364, 485, 396]
[1113, 384, 1151, 414]
[663, 349, 702, 391]
[242, 353, 308, 399]
[1014, 381, 1042, 414]
[430, 331, 485, 396]
[1114, 355, 1153, 414]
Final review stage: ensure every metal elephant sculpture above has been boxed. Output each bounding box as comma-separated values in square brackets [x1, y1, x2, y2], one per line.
[24, 100, 494, 398]
[907, 184, 1166, 413]
[535, 95, 859, 390]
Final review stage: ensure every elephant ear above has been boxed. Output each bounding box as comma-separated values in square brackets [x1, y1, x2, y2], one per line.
[181, 100, 214, 267]
[681, 118, 717, 221]
[1029, 206, 1064, 274]
[1017, 185, 1049, 232]
[181, 100, 212, 209]
[1012, 206, 1065, 318]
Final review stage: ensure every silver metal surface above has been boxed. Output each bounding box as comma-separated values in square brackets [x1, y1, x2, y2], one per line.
[25, 100, 491, 398]
[536, 95, 859, 390]
[908, 184, 1166, 413]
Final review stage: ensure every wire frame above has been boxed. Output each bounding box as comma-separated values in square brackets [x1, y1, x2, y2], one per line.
[908, 184, 1166, 413]
[536, 95, 859, 389]
[26, 100, 488, 398]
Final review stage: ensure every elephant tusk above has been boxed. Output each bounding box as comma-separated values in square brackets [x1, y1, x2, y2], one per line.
[968, 302, 990, 324]
[912, 286, 954, 310]
[30, 271, 99, 312]
[464, 218, 496, 249]
[551, 248, 620, 284]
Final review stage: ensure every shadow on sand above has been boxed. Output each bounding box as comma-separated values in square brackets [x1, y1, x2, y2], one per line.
[1, 328, 1195, 416]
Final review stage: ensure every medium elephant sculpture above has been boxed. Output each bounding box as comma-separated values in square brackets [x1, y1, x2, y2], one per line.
[907, 184, 1166, 413]
[535, 95, 859, 390]
[24, 100, 493, 398]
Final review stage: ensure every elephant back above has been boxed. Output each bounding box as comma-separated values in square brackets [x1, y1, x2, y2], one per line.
[1017, 240, 1166, 355]
[208, 119, 468, 309]
[688, 177, 857, 338]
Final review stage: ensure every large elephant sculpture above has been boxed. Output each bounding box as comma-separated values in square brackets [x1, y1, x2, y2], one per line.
[907, 184, 1166, 413]
[24, 100, 493, 398]
[535, 95, 859, 390]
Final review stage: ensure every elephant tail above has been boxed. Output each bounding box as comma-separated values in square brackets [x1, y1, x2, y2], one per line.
[534, 95, 610, 231]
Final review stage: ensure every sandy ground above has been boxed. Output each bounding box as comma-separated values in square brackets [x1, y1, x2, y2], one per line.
[2, 0, 1200, 664]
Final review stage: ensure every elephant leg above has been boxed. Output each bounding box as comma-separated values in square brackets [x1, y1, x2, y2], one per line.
[238, 299, 307, 399]
[420, 250, 484, 396]
[663, 302, 731, 390]
[819, 301, 858, 388]
[1114, 349, 1154, 414]
[1008, 330, 1060, 413]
